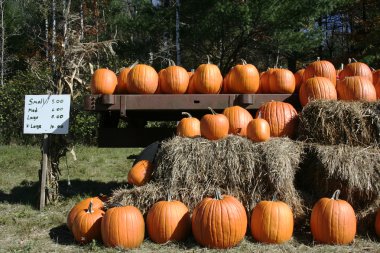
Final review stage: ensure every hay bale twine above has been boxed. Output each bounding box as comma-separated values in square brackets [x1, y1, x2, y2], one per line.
[298, 100, 380, 147]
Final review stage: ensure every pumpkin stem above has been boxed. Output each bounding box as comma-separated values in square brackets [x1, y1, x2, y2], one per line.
[339, 63, 344, 70]
[167, 193, 172, 202]
[169, 59, 176, 66]
[208, 107, 217, 115]
[87, 200, 94, 214]
[129, 60, 139, 69]
[241, 59, 247, 65]
[316, 57, 320, 61]
[190, 68, 195, 73]
[182, 112, 193, 118]
[206, 55, 211, 64]
[257, 111, 262, 119]
[348, 58, 352, 64]
[272, 193, 278, 202]
[215, 190, 223, 200]
[331, 189, 341, 200]
[352, 58, 357, 62]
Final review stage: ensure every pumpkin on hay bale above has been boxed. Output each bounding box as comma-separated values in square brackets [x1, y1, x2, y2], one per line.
[109, 135, 305, 219]
[298, 100, 380, 147]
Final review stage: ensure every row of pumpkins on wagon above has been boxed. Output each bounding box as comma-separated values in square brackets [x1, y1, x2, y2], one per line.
[91, 57, 380, 106]
[67, 190, 380, 249]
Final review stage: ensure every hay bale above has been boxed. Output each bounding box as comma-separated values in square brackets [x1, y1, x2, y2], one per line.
[298, 100, 380, 147]
[109, 135, 305, 218]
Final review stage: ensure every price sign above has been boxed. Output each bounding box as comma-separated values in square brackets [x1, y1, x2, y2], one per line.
[23, 95, 71, 134]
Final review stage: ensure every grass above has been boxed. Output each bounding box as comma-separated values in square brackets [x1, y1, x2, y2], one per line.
[0, 145, 379, 253]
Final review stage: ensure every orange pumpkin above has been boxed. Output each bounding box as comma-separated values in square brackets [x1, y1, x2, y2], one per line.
[375, 208, 380, 238]
[250, 200, 294, 244]
[339, 59, 373, 83]
[115, 67, 131, 94]
[259, 68, 274, 93]
[186, 75, 196, 94]
[256, 101, 298, 138]
[225, 60, 260, 93]
[146, 195, 191, 243]
[336, 76, 376, 101]
[101, 206, 145, 249]
[247, 118, 270, 142]
[91, 68, 118, 94]
[200, 107, 229, 140]
[299, 77, 337, 106]
[72, 201, 105, 244]
[193, 57, 223, 94]
[269, 68, 296, 94]
[373, 69, 380, 85]
[176, 112, 201, 138]
[375, 80, 380, 99]
[127, 64, 158, 94]
[310, 190, 356, 245]
[159, 62, 189, 94]
[303, 58, 336, 87]
[192, 190, 247, 249]
[67, 197, 105, 231]
[294, 69, 305, 92]
[222, 106, 253, 136]
[127, 160, 154, 186]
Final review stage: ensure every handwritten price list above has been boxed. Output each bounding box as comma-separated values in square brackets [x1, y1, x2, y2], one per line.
[23, 95, 71, 134]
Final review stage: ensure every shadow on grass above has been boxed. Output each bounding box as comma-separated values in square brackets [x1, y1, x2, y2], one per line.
[49, 224, 75, 246]
[0, 179, 125, 208]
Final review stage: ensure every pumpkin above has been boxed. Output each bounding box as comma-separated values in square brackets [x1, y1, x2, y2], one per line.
[101, 206, 145, 249]
[127, 160, 154, 186]
[336, 63, 344, 80]
[375, 208, 380, 238]
[225, 60, 260, 94]
[247, 118, 270, 142]
[310, 190, 356, 245]
[146, 194, 191, 243]
[339, 59, 373, 83]
[250, 199, 294, 244]
[126, 64, 158, 94]
[67, 197, 105, 231]
[299, 76, 337, 106]
[115, 67, 131, 94]
[186, 74, 196, 94]
[200, 107, 229, 140]
[222, 106, 253, 136]
[373, 69, 380, 85]
[259, 69, 274, 93]
[303, 58, 336, 87]
[375, 80, 380, 99]
[336, 76, 376, 101]
[269, 68, 296, 94]
[294, 68, 305, 92]
[160, 61, 189, 94]
[256, 101, 298, 138]
[192, 190, 247, 249]
[72, 201, 105, 244]
[91, 68, 118, 94]
[177, 112, 201, 138]
[193, 56, 223, 94]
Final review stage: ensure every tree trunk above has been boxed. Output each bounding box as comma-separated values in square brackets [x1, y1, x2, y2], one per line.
[175, 0, 181, 65]
[0, 0, 5, 86]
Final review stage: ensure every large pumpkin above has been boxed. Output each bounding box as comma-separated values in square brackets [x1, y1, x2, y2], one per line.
[127, 64, 158, 94]
[222, 106, 253, 136]
[256, 101, 298, 138]
[192, 190, 247, 249]
[336, 76, 376, 101]
[375, 208, 380, 238]
[246, 118, 270, 142]
[67, 197, 105, 231]
[101, 206, 145, 249]
[225, 60, 260, 93]
[91, 68, 118, 94]
[193, 57, 223, 94]
[176, 112, 201, 138]
[127, 160, 153, 186]
[159, 62, 189, 94]
[299, 76, 337, 106]
[269, 68, 296, 94]
[72, 201, 105, 244]
[200, 107, 229, 140]
[146, 195, 191, 244]
[310, 190, 356, 245]
[303, 58, 336, 87]
[294, 68, 305, 92]
[339, 59, 373, 83]
[250, 200, 294, 244]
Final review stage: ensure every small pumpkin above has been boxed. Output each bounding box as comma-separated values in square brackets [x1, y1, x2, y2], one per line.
[67, 197, 105, 231]
[336, 76, 376, 101]
[192, 190, 247, 249]
[269, 68, 296, 94]
[339, 58, 373, 83]
[247, 117, 270, 142]
[250, 199, 294, 244]
[160, 61, 189, 94]
[375, 208, 380, 238]
[193, 56, 223, 94]
[72, 201, 105, 244]
[222, 106, 253, 136]
[303, 58, 336, 87]
[177, 112, 201, 138]
[259, 68, 274, 93]
[310, 190, 356, 245]
[127, 64, 158, 94]
[146, 194, 191, 244]
[200, 107, 229, 140]
[294, 68, 305, 92]
[91, 68, 118, 94]
[127, 160, 154, 186]
[299, 76, 337, 106]
[101, 206, 145, 249]
[225, 60, 260, 94]
[186, 74, 196, 94]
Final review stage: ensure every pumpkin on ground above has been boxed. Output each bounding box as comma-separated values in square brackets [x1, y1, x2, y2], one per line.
[159, 61, 189, 94]
[200, 107, 229, 140]
[222, 106, 253, 136]
[310, 190, 356, 245]
[191, 190, 247, 249]
[299, 76, 337, 106]
[91, 68, 118, 94]
[101, 206, 145, 249]
[146, 195, 191, 244]
[67, 197, 105, 231]
[376, 208, 380, 238]
[336, 76, 376, 101]
[224, 60, 260, 94]
[193, 56, 223, 94]
[339, 59, 373, 83]
[127, 160, 154, 186]
[72, 201, 105, 244]
[256, 101, 298, 138]
[303, 58, 336, 87]
[250, 199, 294, 244]
[269, 68, 296, 94]
[176, 112, 201, 138]
[294, 68, 305, 92]
[127, 64, 158, 94]
[246, 118, 270, 142]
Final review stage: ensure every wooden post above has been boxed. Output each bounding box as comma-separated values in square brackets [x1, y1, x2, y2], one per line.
[40, 134, 49, 211]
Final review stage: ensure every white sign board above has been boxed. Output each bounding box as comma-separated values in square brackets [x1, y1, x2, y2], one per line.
[24, 95, 71, 134]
